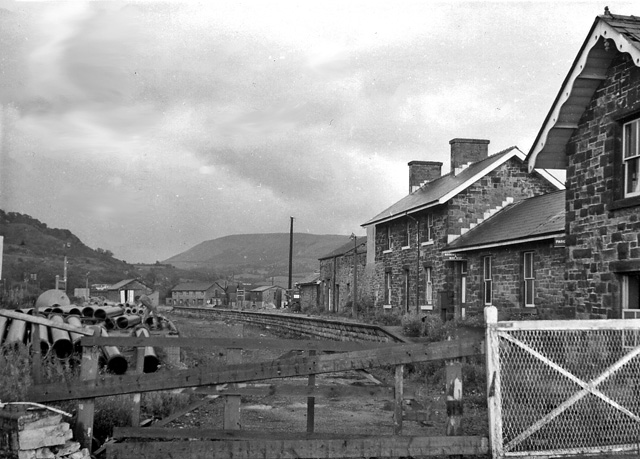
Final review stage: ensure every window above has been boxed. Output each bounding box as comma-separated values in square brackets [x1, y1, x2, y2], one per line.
[427, 213, 434, 242]
[622, 274, 640, 317]
[624, 119, 640, 197]
[402, 220, 410, 248]
[424, 267, 433, 308]
[384, 271, 392, 305]
[381, 225, 392, 251]
[483, 256, 492, 305]
[460, 261, 467, 305]
[523, 252, 535, 307]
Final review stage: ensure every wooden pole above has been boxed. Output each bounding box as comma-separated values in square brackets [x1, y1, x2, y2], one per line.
[75, 326, 100, 451]
[394, 364, 404, 435]
[224, 324, 244, 430]
[288, 217, 294, 292]
[31, 303, 42, 385]
[306, 350, 316, 433]
[130, 338, 146, 427]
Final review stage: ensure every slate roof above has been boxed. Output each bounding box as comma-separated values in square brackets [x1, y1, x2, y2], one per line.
[297, 273, 321, 285]
[528, 11, 640, 171]
[318, 236, 367, 260]
[107, 279, 140, 290]
[362, 147, 562, 227]
[171, 282, 217, 292]
[251, 285, 284, 292]
[446, 190, 566, 252]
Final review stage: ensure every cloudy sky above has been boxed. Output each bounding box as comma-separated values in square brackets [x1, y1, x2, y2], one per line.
[0, 1, 635, 263]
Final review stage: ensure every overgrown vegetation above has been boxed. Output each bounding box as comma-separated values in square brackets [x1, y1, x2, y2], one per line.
[0, 343, 195, 443]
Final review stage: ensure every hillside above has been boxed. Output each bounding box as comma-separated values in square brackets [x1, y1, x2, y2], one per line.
[0, 210, 136, 290]
[163, 233, 352, 280]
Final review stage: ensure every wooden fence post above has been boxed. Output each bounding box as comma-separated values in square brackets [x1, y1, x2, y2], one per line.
[394, 364, 404, 435]
[75, 326, 100, 451]
[307, 350, 316, 433]
[223, 324, 243, 430]
[484, 305, 502, 458]
[130, 341, 146, 427]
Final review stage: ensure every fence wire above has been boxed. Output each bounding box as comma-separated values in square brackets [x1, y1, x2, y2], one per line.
[497, 328, 640, 456]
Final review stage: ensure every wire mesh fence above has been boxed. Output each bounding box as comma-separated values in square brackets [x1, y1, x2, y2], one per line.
[487, 313, 640, 458]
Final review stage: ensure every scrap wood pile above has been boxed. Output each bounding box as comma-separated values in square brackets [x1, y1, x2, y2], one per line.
[0, 290, 179, 375]
[0, 404, 90, 459]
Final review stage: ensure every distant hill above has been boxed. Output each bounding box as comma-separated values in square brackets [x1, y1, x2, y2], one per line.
[163, 233, 352, 280]
[0, 209, 137, 291]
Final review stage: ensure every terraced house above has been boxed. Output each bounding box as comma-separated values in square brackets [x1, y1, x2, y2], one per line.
[527, 9, 640, 319]
[362, 138, 563, 320]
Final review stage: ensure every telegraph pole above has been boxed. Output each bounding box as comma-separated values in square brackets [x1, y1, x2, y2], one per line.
[350, 233, 358, 319]
[288, 217, 294, 291]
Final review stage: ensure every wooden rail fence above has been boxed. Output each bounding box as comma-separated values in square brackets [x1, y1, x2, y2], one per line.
[22, 316, 487, 459]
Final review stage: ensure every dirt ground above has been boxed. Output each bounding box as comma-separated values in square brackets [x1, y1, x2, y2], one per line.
[161, 310, 488, 440]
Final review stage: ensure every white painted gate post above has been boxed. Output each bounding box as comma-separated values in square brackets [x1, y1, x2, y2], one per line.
[485, 305, 503, 458]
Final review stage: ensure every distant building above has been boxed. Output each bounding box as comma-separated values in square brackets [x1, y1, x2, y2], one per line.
[104, 279, 151, 304]
[249, 285, 286, 309]
[318, 237, 368, 314]
[295, 273, 321, 311]
[168, 282, 219, 306]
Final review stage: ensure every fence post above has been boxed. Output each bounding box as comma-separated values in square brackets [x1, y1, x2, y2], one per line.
[75, 326, 100, 451]
[130, 340, 146, 427]
[223, 324, 243, 430]
[394, 364, 404, 435]
[307, 349, 316, 433]
[485, 305, 503, 458]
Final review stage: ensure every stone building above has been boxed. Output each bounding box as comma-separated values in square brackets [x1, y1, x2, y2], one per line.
[104, 279, 150, 304]
[362, 138, 564, 319]
[445, 190, 567, 320]
[295, 273, 321, 311]
[527, 10, 640, 319]
[168, 281, 218, 306]
[318, 236, 368, 314]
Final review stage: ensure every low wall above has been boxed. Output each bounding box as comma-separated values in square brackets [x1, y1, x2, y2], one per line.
[171, 307, 407, 343]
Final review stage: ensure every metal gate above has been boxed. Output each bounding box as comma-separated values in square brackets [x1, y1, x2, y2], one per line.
[485, 306, 640, 458]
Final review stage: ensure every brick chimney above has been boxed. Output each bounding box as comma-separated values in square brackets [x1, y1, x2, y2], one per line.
[450, 138, 490, 174]
[408, 161, 442, 193]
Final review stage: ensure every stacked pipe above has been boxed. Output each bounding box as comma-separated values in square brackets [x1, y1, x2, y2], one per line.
[134, 327, 160, 373]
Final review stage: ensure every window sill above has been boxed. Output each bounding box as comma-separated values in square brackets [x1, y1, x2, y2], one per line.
[609, 195, 640, 211]
[401, 246, 411, 251]
[421, 241, 434, 246]
[382, 249, 392, 254]
[383, 304, 392, 309]
[420, 305, 433, 310]
[524, 304, 535, 308]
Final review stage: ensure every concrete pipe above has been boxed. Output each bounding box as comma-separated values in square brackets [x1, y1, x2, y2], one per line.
[0, 316, 8, 344]
[94, 306, 124, 320]
[51, 305, 82, 316]
[116, 314, 142, 330]
[65, 316, 86, 353]
[4, 318, 27, 346]
[104, 318, 116, 331]
[135, 327, 160, 373]
[99, 328, 128, 375]
[49, 315, 74, 360]
[26, 322, 50, 357]
[124, 308, 132, 315]
[82, 306, 95, 318]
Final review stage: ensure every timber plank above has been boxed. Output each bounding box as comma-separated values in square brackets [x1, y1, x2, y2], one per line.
[191, 383, 402, 399]
[80, 336, 387, 351]
[114, 427, 376, 440]
[107, 436, 489, 458]
[29, 338, 484, 402]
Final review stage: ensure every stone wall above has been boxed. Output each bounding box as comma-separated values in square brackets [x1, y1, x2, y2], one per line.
[565, 52, 640, 318]
[171, 307, 406, 343]
[462, 240, 567, 319]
